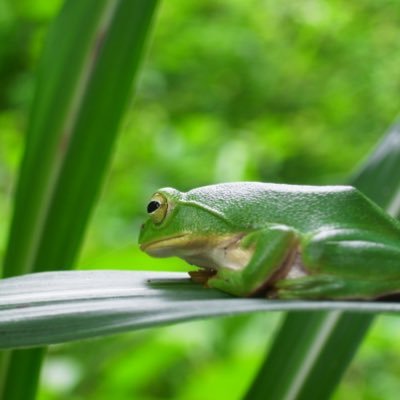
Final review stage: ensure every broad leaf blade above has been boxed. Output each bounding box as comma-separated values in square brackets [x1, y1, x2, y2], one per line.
[3, 0, 158, 277]
[242, 311, 371, 400]
[3, 0, 113, 278]
[245, 122, 400, 400]
[2, 270, 400, 349]
[0, 1, 158, 399]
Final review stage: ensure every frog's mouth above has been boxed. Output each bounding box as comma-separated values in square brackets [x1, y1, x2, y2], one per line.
[140, 234, 194, 257]
[140, 233, 253, 272]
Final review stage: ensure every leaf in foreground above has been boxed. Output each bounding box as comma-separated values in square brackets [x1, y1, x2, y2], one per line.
[1, 270, 400, 349]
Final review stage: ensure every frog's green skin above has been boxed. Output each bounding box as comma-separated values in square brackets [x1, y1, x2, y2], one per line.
[139, 182, 400, 299]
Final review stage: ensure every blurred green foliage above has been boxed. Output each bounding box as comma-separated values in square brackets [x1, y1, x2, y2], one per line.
[1, 0, 400, 398]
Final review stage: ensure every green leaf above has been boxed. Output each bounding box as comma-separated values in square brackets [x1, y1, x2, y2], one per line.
[244, 122, 400, 400]
[2, 270, 400, 350]
[0, 0, 158, 399]
[3, 0, 158, 277]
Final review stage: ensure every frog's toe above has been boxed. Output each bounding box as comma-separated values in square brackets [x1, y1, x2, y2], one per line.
[188, 269, 217, 285]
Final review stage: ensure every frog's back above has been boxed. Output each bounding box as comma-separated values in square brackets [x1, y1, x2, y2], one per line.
[186, 182, 400, 237]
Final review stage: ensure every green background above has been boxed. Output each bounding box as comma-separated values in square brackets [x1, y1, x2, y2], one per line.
[1, 0, 400, 398]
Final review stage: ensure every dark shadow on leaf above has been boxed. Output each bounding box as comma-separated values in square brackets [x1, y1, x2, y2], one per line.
[145, 277, 232, 300]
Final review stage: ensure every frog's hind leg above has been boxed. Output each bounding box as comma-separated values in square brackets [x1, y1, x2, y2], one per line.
[276, 275, 400, 300]
[274, 228, 400, 300]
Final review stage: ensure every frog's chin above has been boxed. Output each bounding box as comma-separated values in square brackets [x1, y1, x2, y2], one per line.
[140, 233, 253, 272]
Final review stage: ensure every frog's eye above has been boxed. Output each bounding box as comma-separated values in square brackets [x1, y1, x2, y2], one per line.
[147, 201, 160, 213]
[147, 193, 168, 224]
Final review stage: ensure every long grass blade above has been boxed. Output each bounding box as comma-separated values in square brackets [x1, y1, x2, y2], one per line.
[0, 1, 158, 399]
[3, 0, 158, 277]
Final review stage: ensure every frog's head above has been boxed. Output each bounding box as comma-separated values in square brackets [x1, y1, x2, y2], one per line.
[138, 187, 235, 263]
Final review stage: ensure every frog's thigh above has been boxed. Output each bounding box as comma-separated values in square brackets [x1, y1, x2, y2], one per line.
[207, 225, 299, 297]
[302, 228, 400, 280]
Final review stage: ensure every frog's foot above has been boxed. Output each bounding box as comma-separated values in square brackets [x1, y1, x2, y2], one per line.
[273, 275, 348, 300]
[188, 269, 217, 285]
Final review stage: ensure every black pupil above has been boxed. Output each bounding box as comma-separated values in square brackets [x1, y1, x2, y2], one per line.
[147, 200, 161, 214]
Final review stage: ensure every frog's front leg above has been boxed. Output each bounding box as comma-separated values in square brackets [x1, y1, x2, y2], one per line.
[204, 225, 299, 297]
[276, 228, 400, 299]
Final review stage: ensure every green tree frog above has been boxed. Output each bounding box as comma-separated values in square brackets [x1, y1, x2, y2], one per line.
[139, 182, 400, 299]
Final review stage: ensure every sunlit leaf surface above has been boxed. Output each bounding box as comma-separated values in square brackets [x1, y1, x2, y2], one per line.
[1, 270, 400, 349]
